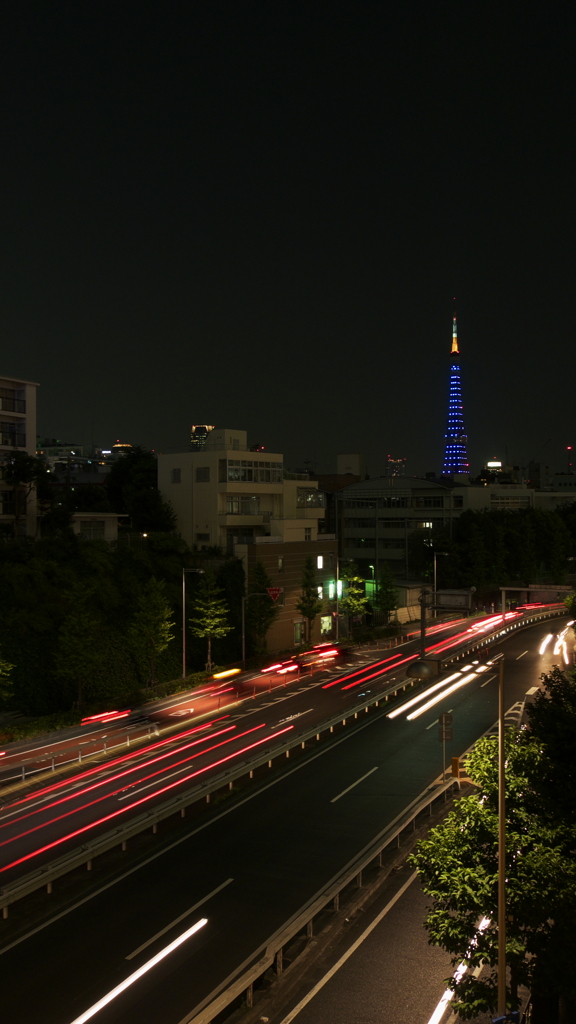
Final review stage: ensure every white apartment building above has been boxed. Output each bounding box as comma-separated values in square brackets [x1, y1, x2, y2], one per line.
[0, 374, 39, 535]
[158, 428, 326, 551]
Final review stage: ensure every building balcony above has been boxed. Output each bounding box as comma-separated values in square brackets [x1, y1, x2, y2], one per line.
[218, 512, 271, 527]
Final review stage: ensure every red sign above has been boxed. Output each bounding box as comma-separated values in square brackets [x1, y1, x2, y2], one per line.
[267, 587, 284, 602]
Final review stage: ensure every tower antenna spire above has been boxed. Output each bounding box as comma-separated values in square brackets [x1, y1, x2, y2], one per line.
[451, 298, 459, 354]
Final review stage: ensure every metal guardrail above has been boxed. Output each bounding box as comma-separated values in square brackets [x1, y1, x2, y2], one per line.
[0, 674, 423, 911]
[0, 605, 567, 913]
[184, 778, 458, 1024]
[187, 693, 537, 1024]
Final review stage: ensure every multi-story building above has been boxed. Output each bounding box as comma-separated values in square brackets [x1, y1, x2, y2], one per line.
[235, 538, 339, 649]
[159, 428, 339, 649]
[338, 474, 576, 580]
[0, 374, 38, 535]
[158, 428, 326, 551]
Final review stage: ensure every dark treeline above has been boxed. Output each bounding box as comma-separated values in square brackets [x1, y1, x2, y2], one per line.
[0, 533, 245, 717]
[409, 504, 576, 593]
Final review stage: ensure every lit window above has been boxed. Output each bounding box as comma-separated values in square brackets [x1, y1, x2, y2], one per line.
[328, 582, 335, 599]
[317, 586, 323, 599]
[336, 580, 343, 597]
[316, 555, 323, 569]
[278, 556, 283, 571]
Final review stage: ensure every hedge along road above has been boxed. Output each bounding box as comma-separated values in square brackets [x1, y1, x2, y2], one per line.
[0, 618, 564, 1024]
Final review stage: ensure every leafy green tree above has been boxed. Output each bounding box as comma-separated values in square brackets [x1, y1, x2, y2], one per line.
[106, 446, 176, 532]
[56, 600, 104, 710]
[2, 451, 47, 536]
[189, 571, 233, 670]
[0, 651, 15, 707]
[246, 561, 280, 656]
[372, 562, 398, 622]
[411, 695, 576, 1022]
[128, 577, 175, 685]
[296, 557, 322, 642]
[339, 561, 368, 631]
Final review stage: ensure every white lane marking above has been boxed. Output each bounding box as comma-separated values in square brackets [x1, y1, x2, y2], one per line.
[117, 763, 192, 800]
[69, 918, 208, 1024]
[272, 708, 314, 727]
[425, 706, 453, 731]
[125, 878, 232, 960]
[480, 673, 496, 688]
[275, 872, 418, 1023]
[516, 650, 529, 660]
[0, 708, 411, 959]
[330, 766, 378, 803]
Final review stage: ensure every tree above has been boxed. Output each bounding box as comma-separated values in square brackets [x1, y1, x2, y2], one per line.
[189, 571, 232, 670]
[246, 561, 280, 656]
[372, 562, 398, 622]
[2, 451, 47, 536]
[339, 561, 368, 631]
[0, 651, 15, 707]
[296, 557, 322, 642]
[106, 446, 176, 532]
[56, 600, 104, 710]
[128, 577, 175, 685]
[410, 713, 576, 1022]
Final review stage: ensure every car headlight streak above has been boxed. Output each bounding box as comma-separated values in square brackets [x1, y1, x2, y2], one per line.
[68, 918, 208, 1024]
[406, 672, 478, 720]
[387, 663, 490, 722]
[386, 673, 461, 719]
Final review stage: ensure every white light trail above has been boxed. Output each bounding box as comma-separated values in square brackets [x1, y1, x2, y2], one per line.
[386, 673, 462, 719]
[407, 672, 478, 720]
[67, 917, 207, 1024]
[539, 634, 553, 655]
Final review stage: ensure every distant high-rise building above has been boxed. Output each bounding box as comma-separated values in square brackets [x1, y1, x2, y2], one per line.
[385, 455, 406, 477]
[190, 424, 216, 450]
[442, 303, 469, 476]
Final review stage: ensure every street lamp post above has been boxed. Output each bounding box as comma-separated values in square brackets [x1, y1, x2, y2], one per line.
[497, 656, 507, 1017]
[419, 588, 430, 659]
[182, 568, 205, 679]
[433, 551, 448, 619]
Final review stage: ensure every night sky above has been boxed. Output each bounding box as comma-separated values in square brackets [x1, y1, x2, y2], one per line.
[1, 2, 574, 477]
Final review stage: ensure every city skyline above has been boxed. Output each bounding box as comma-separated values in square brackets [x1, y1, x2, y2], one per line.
[0, 5, 573, 476]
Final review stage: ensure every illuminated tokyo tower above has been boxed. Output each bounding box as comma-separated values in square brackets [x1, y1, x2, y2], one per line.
[442, 302, 470, 475]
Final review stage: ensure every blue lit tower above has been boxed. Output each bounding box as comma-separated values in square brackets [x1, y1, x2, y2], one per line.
[442, 303, 469, 475]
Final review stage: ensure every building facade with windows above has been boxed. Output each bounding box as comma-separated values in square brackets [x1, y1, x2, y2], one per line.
[235, 538, 339, 650]
[158, 428, 326, 551]
[0, 374, 38, 535]
[337, 475, 576, 580]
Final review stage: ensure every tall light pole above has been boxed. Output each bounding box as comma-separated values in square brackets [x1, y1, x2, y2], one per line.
[497, 656, 507, 1017]
[419, 588, 430, 660]
[433, 551, 448, 619]
[182, 568, 205, 679]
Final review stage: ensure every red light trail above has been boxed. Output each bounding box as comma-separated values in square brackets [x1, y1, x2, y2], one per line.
[2, 717, 231, 811]
[0, 725, 239, 833]
[0, 725, 294, 874]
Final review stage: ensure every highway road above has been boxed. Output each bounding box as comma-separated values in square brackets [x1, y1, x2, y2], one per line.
[0, 615, 569, 1024]
[0, 613, 513, 883]
[0, 616, 470, 784]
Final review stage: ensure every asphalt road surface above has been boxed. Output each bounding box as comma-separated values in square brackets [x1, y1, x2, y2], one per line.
[0, 614, 511, 883]
[0, 616, 569, 1024]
